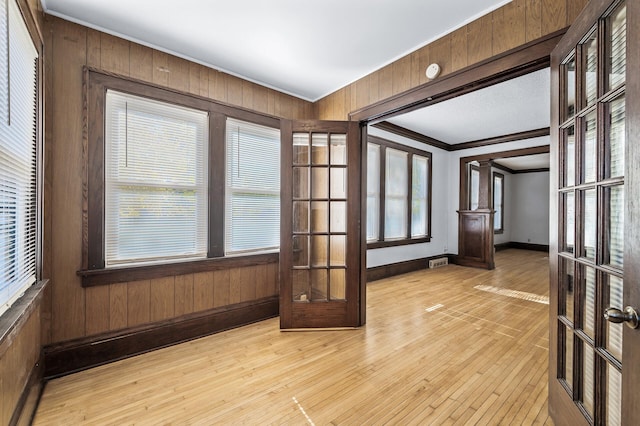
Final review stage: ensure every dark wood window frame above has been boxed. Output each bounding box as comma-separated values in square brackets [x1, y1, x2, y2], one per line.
[79, 68, 280, 287]
[367, 135, 432, 249]
[493, 171, 505, 234]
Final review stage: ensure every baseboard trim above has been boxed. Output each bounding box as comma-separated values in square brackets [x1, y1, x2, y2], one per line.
[43, 296, 278, 379]
[495, 241, 549, 252]
[367, 254, 452, 282]
[10, 353, 45, 426]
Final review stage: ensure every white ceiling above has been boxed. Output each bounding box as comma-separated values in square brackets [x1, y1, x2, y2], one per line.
[41, 0, 511, 101]
[386, 68, 551, 144]
[494, 153, 550, 171]
[42, 0, 549, 169]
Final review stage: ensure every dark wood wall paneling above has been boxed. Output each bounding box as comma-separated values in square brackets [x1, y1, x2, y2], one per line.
[317, 0, 589, 120]
[44, 15, 311, 349]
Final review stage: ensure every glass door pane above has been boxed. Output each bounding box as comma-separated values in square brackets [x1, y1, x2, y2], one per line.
[582, 32, 598, 107]
[607, 4, 626, 91]
[292, 131, 348, 303]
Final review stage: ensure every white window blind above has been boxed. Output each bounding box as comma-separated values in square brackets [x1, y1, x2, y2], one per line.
[384, 148, 408, 240]
[0, 0, 38, 316]
[104, 91, 208, 266]
[366, 143, 380, 241]
[225, 118, 280, 254]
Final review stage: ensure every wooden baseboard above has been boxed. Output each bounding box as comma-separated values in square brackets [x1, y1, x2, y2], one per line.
[509, 241, 549, 252]
[10, 353, 45, 426]
[494, 241, 549, 252]
[366, 254, 452, 282]
[43, 296, 278, 379]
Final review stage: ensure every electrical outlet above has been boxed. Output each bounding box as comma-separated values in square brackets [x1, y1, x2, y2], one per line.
[444, 246, 448, 253]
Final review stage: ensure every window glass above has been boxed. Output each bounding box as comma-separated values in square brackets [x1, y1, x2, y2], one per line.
[493, 173, 504, 231]
[105, 91, 208, 266]
[411, 155, 428, 237]
[366, 138, 432, 245]
[470, 166, 480, 210]
[384, 148, 408, 239]
[225, 118, 280, 254]
[366, 143, 380, 241]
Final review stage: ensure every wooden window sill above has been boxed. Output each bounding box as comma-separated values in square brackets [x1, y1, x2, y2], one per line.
[78, 252, 279, 287]
[0, 279, 48, 357]
[367, 236, 432, 249]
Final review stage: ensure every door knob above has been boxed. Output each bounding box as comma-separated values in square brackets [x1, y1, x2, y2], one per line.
[604, 306, 639, 329]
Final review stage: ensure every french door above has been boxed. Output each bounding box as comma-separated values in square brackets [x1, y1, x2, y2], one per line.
[279, 120, 364, 329]
[549, 0, 640, 424]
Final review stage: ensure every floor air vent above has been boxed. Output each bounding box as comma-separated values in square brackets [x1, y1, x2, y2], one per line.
[429, 257, 448, 269]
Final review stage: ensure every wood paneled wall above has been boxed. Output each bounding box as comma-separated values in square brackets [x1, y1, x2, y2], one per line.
[44, 15, 310, 345]
[41, 0, 588, 348]
[0, 303, 41, 425]
[316, 0, 589, 120]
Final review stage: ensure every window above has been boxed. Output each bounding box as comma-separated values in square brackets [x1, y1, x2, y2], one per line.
[384, 148, 408, 239]
[367, 136, 432, 247]
[86, 71, 280, 281]
[105, 91, 209, 266]
[225, 118, 280, 254]
[469, 164, 480, 210]
[0, 0, 40, 315]
[366, 143, 380, 241]
[493, 172, 504, 233]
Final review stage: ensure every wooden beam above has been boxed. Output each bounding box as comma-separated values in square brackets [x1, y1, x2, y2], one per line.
[372, 121, 451, 151]
[450, 127, 550, 151]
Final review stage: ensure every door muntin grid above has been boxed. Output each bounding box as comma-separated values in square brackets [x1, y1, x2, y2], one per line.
[556, 2, 626, 424]
[291, 132, 347, 302]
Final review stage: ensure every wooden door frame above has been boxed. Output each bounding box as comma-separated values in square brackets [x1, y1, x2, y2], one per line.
[349, 29, 566, 276]
[627, 0, 640, 422]
[324, 28, 564, 330]
[350, 30, 566, 124]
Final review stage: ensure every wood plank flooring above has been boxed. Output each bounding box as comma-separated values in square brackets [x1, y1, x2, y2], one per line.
[33, 249, 553, 425]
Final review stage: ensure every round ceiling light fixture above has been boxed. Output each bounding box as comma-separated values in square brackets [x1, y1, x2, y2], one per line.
[426, 63, 441, 80]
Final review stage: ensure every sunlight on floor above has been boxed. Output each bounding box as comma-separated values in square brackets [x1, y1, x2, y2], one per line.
[474, 284, 549, 304]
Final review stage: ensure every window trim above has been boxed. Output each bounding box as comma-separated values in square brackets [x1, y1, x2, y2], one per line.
[367, 135, 432, 249]
[493, 171, 505, 234]
[81, 69, 280, 286]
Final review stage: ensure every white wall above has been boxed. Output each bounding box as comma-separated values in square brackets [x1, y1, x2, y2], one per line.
[510, 171, 550, 245]
[366, 127, 550, 267]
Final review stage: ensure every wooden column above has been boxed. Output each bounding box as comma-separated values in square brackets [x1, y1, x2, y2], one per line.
[456, 160, 495, 269]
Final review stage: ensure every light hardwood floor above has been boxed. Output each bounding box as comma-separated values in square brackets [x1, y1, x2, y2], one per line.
[33, 249, 553, 425]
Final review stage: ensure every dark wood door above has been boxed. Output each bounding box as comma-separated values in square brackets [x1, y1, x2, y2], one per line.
[279, 120, 364, 329]
[549, 0, 640, 424]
